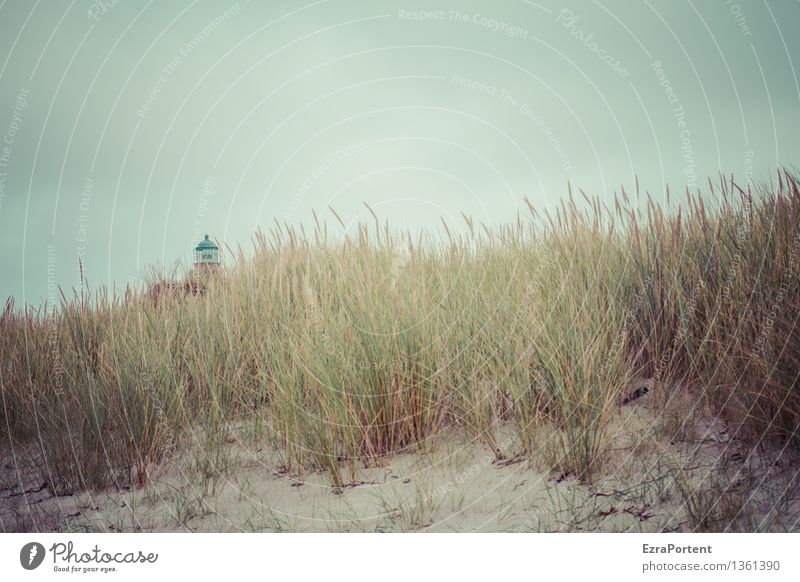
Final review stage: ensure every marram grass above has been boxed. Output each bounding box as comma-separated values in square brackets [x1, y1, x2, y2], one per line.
[2, 171, 799, 492]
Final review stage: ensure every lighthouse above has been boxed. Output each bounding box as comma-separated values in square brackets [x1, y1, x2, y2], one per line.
[193, 234, 220, 272]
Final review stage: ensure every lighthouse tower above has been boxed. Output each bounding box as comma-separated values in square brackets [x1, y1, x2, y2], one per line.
[193, 234, 220, 272]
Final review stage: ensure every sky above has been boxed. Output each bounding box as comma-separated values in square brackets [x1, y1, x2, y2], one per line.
[0, 0, 798, 307]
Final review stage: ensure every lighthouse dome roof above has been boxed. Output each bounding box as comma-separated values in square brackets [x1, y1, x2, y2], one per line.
[195, 234, 218, 251]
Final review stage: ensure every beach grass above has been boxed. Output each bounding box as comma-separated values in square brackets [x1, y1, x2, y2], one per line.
[1, 171, 799, 496]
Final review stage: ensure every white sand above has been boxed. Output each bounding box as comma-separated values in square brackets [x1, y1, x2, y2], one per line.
[3, 403, 799, 532]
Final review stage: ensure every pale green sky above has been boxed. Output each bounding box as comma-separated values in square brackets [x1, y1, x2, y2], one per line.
[0, 0, 798, 306]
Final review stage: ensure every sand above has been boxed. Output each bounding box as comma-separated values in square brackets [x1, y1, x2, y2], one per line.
[3, 401, 799, 533]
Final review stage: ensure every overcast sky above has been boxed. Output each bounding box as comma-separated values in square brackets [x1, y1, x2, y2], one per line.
[1, 0, 798, 307]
